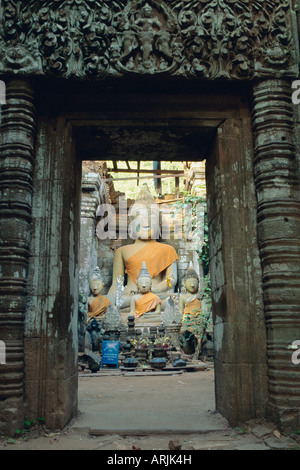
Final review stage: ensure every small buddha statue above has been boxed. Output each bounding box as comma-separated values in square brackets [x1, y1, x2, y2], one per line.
[87, 272, 111, 324]
[107, 184, 178, 308]
[179, 266, 202, 333]
[130, 261, 162, 319]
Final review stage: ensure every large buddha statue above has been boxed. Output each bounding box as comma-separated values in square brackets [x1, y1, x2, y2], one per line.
[107, 184, 178, 309]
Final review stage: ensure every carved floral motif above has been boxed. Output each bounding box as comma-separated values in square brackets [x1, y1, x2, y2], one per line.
[0, 0, 297, 79]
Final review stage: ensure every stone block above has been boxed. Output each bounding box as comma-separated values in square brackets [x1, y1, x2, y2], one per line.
[213, 311, 267, 366]
[251, 423, 277, 439]
[264, 436, 299, 450]
[214, 360, 268, 426]
[235, 443, 268, 450]
[0, 397, 24, 436]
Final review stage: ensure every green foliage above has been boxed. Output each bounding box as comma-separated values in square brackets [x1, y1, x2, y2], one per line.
[200, 212, 209, 276]
[6, 438, 16, 444]
[14, 417, 45, 439]
[175, 192, 212, 350]
[232, 427, 248, 436]
[182, 312, 209, 342]
[24, 418, 35, 429]
[173, 192, 210, 276]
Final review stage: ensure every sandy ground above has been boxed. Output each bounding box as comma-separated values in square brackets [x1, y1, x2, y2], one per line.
[0, 368, 299, 451]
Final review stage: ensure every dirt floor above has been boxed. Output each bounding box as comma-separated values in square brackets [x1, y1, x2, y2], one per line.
[0, 368, 299, 451]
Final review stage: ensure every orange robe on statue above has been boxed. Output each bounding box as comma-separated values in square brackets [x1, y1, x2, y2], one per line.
[87, 295, 111, 322]
[183, 296, 201, 318]
[134, 292, 162, 318]
[125, 241, 178, 284]
[182, 296, 203, 335]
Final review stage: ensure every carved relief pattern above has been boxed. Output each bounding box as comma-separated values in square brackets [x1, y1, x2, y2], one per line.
[252, 79, 300, 429]
[0, 80, 36, 432]
[0, 0, 297, 80]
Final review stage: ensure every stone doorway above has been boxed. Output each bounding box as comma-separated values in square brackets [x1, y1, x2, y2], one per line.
[78, 158, 215, 435]
[16, 80, 269, 433]
[0, 0, 299, 438]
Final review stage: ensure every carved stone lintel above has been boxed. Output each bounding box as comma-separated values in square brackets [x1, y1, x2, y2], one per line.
[0, 80, 36, 435]
[252, 79, 300, 432]
[0, 0, 297, 80]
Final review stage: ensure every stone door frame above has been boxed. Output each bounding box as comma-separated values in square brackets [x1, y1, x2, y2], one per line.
[0, 78, 300, 435]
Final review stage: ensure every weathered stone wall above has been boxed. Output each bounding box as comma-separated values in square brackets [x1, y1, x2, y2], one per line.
[24, 114, 82, 429]
[207, 116, 268, 425]
[0, 80, 36, 435]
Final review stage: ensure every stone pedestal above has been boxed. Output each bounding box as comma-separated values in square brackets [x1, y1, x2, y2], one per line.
[129, 312, 163, 330]
[165, 325, 182, 351]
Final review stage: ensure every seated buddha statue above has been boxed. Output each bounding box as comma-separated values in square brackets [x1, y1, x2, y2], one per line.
[130, 262, 162, 319]
[179, 266, 203, 335]
[87, 272, 111, 324]
[107, 184, 178, 309]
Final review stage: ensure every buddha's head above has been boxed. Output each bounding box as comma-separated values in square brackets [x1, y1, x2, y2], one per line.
[129, 184, 160, 240]
[137, 261, 152, 293]
[90, 278, 104, 296]
[183, 267, 199, 294]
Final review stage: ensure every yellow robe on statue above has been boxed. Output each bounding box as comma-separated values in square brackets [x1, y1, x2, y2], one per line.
[134, 292, 162, 318]
[87, 295, 111, 322]
[125, 241, 178, 284]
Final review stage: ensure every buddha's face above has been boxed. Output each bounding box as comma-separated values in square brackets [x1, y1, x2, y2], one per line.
[90, 279, 104, 296]
[184, 277, 199, 294]
[129, 204, 160, 240]
[137, 275, 152, 294]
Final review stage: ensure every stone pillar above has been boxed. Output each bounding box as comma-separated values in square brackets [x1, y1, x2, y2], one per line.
[24, 113, 81, 430]
[252, 79, 300, 433]
[79, 172, 102, 299]
[0, 80, 36, 435]
[207, 116, 268, 426]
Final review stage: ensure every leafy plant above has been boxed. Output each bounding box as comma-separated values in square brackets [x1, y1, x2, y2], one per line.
[14, 416, 45, 439]
[7, 438, 16, 445]
[173, 192, 209, 273]
[24, 418, 35, 429]
[231, 426, 248, 437]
